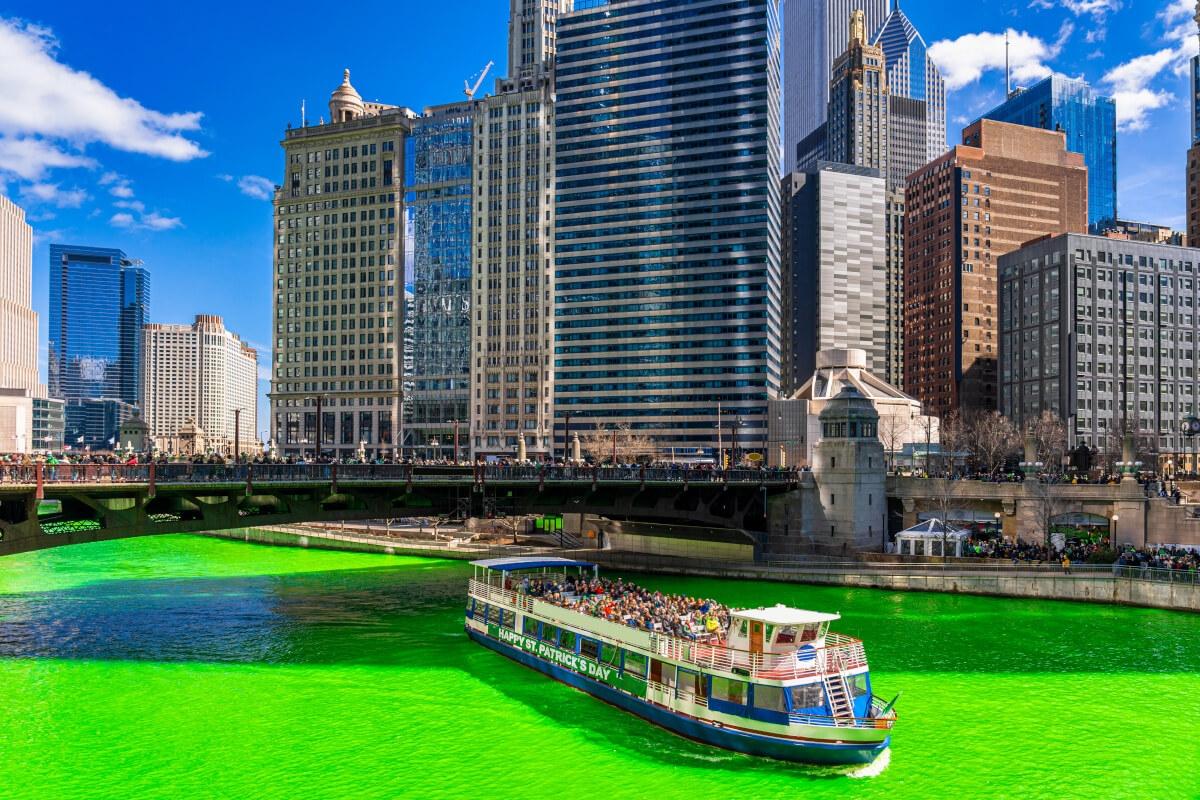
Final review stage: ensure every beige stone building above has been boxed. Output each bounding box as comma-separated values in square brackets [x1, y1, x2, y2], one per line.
[0, 196, 46, 452]
[470, 1, 572, 460]
[270, 71, 415, 458]
[142, 315, 258, 455]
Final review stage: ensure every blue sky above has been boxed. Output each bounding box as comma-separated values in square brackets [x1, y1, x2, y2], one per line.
[0, 0, 1195, 439]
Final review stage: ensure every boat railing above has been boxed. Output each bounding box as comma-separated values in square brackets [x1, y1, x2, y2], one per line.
[789, 695, 896, 730]
[467, 579, 869, 683]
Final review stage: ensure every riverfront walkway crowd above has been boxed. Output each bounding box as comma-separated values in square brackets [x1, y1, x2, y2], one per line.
[959, 537, 1198, 578]
[521, 575, 730, 639]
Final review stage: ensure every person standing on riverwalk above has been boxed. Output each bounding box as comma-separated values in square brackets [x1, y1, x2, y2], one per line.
[1061, 555, 1071, 575]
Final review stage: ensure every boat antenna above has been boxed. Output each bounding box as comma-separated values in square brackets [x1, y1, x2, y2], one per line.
[1005, 30, 1011, 98]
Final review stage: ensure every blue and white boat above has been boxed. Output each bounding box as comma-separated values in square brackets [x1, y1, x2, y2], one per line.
[465, 557, 896, 765]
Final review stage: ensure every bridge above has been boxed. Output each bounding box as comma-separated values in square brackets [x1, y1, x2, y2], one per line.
[0, 464, 798, 557]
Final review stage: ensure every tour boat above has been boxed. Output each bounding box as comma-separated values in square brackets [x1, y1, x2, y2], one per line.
[465, 557, 897, 765]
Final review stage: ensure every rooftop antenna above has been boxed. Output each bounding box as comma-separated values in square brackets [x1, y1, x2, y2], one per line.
[1005, 30, 1011, 98]
[301, 99, 307, 128]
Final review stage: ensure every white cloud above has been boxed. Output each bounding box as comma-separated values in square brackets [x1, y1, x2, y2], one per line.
[19, 181, 87, 208]
[216, 173, 233, 182]
[1100, 30, 1197, 130]
[0, 18, 207, 162]
[0, 137, 94, 180]
[110, 207, 182, 231]
[1061, 0, 1120, 16]
[113, 199, 145, 212]
[1159, 0, 1193, 24]
[928, 28, 1062, 91]
[236, 175, 275, 201]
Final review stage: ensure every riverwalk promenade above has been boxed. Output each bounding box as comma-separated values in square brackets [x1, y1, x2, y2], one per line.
[206, 525, 1200, 614]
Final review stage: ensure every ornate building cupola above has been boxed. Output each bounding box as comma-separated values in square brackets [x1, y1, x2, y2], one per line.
[329, 69, 364, 122]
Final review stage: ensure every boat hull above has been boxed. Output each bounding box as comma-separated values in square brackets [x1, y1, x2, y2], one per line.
[467, 626, 889, 765]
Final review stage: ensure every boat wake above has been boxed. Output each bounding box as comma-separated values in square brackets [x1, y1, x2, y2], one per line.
[846, 747, 890, 778]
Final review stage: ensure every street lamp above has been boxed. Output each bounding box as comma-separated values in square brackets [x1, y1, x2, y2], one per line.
[1110, 513, 1119, 545]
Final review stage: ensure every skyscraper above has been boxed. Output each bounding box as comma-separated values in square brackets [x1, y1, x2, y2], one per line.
[142, 315, 258, 456]
[784, 162, 888, 382]
[470, 1, 571, 460]
[871, 4, 946, 172]
[979, 75, 1116, 232]
[269, 70, 412, 459]
[1188, 11, 1200, 245]
[903, 120, 1087, 416]
[404, 101, 475, 460]
[48, 244, 148, 449]
[554, 0, 782, 460]
[826, 10, 888, 177]
[783, 0, 887, 171]
[0, 197, 44, 452]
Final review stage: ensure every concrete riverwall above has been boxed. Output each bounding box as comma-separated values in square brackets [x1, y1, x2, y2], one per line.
[205, 527, 1200, 614]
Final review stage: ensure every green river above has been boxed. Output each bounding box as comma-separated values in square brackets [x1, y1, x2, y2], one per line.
[0, 535, 1197, 799]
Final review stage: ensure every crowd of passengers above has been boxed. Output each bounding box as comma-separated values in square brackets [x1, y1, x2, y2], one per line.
[519, 575, 731, 639]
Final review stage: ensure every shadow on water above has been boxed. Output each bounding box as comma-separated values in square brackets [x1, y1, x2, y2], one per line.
[0, 560, 1196, 675]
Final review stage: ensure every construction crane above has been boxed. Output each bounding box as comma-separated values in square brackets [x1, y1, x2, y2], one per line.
[464, 61, 494, 101]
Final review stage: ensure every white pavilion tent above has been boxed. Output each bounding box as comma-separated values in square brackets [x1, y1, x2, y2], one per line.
[893, 518, 971, 557]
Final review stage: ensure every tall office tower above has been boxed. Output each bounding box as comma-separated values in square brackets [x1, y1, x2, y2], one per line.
[0, 197, 44, 452]
[48, 244, 149, 449]
[142, 315, 258, 456]
[783, 0, 886, 171]
[872, 4, 946, 171]
[270, 70, 413, 460]
[999, 234, 1200, 471]
[979, 75, 1116, 232]
[404, 101, 475, 460]
[903, 120, 1087, 416]
[785, 163, 887, 381]
[826, 11, 888, 177]
[780, 172, 805, 395]
[1188, 10, 1200, 245]
[470, 1, 571, 461]
[555, 0, 782, 460]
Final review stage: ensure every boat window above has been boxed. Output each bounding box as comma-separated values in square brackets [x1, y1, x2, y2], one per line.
[600, 643, 621, 668]
[477, 603, 489, 622]
[789, 683, 825, 711]
[487, 605, 501, 624]
[542, 624, 560, 646]
[465, 598, 474, 616]
[753, 684, 786, 713]
[677, 668, 705, 698]
[711, 676, 747, 705]
[764, 624, 775, 643]
[560, 630, 577, 652]
[501, 610, 516, 630]
[738, 619, 749, 637]
[579, 638, 600, 660]
[623, 650, 648, 678]
[523, 616, 539, 637]
[776, 626, 796, 644]
[850, 674, 869, 698]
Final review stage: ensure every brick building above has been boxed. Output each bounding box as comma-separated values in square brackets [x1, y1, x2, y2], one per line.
[903, 120, 1087, 416]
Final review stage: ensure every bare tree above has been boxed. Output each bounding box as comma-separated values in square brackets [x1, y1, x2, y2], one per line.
[878, 413, 906, 473]
[577, 423, 657, 464]
[938, 412, 969, 477]
[1028, 410, 1068, 475]
[969, 411, 1020, 477]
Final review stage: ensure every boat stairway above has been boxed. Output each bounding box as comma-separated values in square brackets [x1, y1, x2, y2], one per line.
[820, 655, 855, 720]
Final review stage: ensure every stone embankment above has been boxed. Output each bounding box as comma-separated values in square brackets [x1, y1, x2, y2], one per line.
[206, 526, 1200, 613]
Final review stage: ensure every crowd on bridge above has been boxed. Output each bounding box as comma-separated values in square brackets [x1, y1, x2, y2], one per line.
[519, 574, 730, 640]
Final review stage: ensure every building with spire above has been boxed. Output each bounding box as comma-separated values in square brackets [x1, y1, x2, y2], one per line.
[827, 10, 888, 177]
[783, 0, 887, 173]
[269, 70, 415, 459]
[872, 3, 947, 175]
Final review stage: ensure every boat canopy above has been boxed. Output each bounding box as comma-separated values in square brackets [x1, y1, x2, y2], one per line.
[470, 556, 596, 571]
[734, 605, 841, 626]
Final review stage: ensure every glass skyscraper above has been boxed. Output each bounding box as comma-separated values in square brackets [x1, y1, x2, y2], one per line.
[871, 4, 946, 169]
[554, 0, 782, 460]
[48, 244, 149, 448]
[403, 101, 475, 459]
[979, 75, 1117, 232]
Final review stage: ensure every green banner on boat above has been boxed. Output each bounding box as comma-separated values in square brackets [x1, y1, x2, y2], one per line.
[490, 625, 618, 685]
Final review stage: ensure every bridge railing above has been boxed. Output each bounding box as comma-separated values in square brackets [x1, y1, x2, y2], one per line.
[0, 463, 796, 487]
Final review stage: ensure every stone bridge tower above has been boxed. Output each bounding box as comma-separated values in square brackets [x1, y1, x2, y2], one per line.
[810, 386, 887, 551]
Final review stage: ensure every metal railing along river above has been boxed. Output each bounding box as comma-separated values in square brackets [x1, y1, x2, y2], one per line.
[0, 463, 794, 487]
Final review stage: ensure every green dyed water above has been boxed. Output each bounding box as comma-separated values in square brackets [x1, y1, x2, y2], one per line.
[0, 536, 1197, 799]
